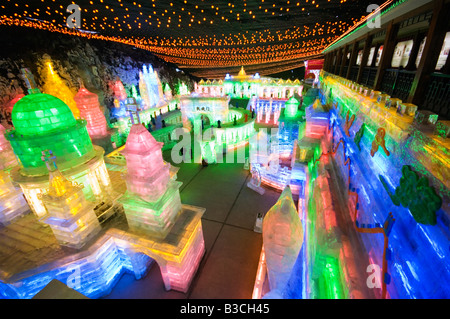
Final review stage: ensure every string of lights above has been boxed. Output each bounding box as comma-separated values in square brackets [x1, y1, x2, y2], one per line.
[0, 0, 374, 76]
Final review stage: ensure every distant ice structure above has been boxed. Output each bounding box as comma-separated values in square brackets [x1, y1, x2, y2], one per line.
[139, 65, 166, 109]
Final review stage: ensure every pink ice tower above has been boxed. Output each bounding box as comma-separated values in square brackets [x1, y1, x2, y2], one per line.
[117, 123, 206, 293]
[122, 124, 171, 201]
[74, 85, 108, 138]
[119, 123, 182, 240]
[112, 78, 127, 101]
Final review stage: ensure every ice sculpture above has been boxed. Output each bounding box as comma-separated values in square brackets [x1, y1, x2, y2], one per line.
[119, 123, 182, 239]
[250, 129, 270, 165]
[74, 84, 108, 138]
[0, 124, 29, 225]
[0, 170, 29, 225]
[5, 93, 25, 116]
[248, 165, 265, 195]
[122, 124, 171, 202]
[7, 89, 94, 175]
[138, 70, 151, 109]
[312, 71, 450, 298]
[164, 83, 173, 101]
[40, 150, 101, 249]
[138, 65, 167, 109]
[284, 96, 300, 118]
[0, 124, 18, 170]
[40, 61, 79, 118]
[263, 186, 304, 293]
[112, 77, 127, 101]
[117, 123, 206, 293]
[178, 82, 190, 96]
[179, 96, 230, 128]
[154, 69, 166, 106]
[6, 70, 114, 219]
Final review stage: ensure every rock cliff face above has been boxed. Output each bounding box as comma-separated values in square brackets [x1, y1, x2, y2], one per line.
[0, 26, 195, 122]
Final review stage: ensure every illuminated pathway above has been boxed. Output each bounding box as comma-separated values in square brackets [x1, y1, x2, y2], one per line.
[103, 146, 287, 299]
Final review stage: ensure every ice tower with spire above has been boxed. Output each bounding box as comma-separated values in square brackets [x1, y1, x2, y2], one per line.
[39, 150, 101, 249]
[119, 123, 182, 239]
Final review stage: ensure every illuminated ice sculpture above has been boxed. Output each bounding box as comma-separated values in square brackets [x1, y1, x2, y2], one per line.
[118, 123, 174, 231]
[138, 65, 167, 109]
[119, 123, 182, 239]
[284, 96, 301, 119]
[179, 96, 230, 132]
[118, 122, 206, 292]
[263, 186, 304, 295]
[40, 60, 80, 119]
[164, 83, 173, 101]
[74, 83, 115, 153]
[196, 66, 303, 100]
[40, 150, 101, 249]
[74, 84, 108, 138]
[6, 71, 115, 219]
[112, 77, 128, 102]
[0, 170, 29, 225]
[0, 124, 29, 225]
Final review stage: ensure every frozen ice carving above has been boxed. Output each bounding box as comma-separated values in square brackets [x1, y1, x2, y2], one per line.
[116, 121, 205, 293]
[40, 60, 79, 118]
[0, 170, 29, 225]
[120, 123, 182, 240]
[138, 65, 166, 109]
[247, 166, 265, 195]
[112, 77, 127, 101]
[40, 150, 101, 249]
[263, 186, 304, 292]
[74, 84, 108, 138]
[122, 124, 171, 202]
[164, 83, 173, 101]
[285, 96, 300, 118]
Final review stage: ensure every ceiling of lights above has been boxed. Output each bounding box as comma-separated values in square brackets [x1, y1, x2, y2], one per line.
[0, 0, 378, 78]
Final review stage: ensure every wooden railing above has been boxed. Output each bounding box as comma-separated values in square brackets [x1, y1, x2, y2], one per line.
[422, 72, 450, 119]
[360, 67, 378, 88]
[323, 68, 450, 120]
[380, 69, 416, 102]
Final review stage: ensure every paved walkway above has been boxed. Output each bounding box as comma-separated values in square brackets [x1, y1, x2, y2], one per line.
[103, 146, 285, 299]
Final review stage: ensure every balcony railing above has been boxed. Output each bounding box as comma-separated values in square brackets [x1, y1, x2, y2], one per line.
[380, 69, 416, 102]
[422, 73, 450, 119]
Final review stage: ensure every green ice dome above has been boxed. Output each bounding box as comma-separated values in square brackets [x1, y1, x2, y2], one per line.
[6, 91, 95, 174]
[11, 93, 77, 136]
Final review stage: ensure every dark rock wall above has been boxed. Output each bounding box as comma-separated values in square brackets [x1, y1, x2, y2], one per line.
[0, 26, 196, 122]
